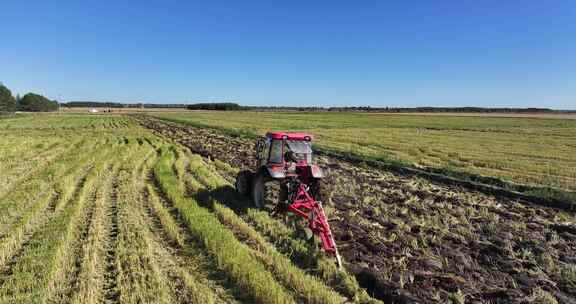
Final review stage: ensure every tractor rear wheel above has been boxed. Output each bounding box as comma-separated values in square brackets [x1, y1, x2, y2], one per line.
[252, 170, 270, 208]
[235, 170, 253, 197]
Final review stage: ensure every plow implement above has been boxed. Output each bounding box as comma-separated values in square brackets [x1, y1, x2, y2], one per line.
[285, 182, 342, 267]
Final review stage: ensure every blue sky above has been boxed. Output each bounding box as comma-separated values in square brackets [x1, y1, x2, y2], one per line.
[1, 1, 575, 109]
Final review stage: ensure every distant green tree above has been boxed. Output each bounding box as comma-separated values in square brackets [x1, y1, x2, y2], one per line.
[0, 83, 17, 113]
[19, 93, 59, 112]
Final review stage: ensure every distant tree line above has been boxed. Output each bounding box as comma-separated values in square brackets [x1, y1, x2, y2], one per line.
[186, 103, 243, 111]
[0, 83, 59, 113]
[65, 101, 125, 108]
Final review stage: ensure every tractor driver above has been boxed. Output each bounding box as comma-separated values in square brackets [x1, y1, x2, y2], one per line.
[284, 148, 298, 174]
[284, 140, 312, 164]
[284, 149, 299, 163]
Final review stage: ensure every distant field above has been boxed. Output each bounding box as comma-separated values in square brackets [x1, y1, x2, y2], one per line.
[150, 111, 576, 190]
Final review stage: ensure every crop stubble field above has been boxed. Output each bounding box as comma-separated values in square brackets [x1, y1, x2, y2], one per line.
[0, 113, 575, 304]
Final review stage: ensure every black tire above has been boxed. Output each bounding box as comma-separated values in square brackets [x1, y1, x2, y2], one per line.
[235, 170, 253, 197]
[252, 169, 270, 209]
[273, 182, 289, 214]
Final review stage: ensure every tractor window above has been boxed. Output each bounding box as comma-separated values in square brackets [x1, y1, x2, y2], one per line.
[286, 140, 312, 163]
[269, 139, 283, 163]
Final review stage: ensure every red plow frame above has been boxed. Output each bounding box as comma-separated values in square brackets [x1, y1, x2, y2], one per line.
[286, 182, 342, 267]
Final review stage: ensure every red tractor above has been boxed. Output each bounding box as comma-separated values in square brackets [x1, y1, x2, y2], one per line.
[235, 132, 341, 267]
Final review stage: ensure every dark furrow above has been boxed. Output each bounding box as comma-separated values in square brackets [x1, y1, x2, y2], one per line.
[149, 174, 195, 245]
[103, 174, 120, 303]
[140, 187, 197, 304]
[141, 187, 180, 248]
[46, 188, 61, 213]
[61, 175, 104, 301]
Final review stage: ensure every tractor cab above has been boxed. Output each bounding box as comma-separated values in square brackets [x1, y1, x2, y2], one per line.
[255, 132, 321, 180]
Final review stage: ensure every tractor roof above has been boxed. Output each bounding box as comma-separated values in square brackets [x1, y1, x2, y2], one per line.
[266, 132, 313, 141]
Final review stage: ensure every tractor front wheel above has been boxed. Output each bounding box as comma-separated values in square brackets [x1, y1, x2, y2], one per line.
[235, 170, 253, 197]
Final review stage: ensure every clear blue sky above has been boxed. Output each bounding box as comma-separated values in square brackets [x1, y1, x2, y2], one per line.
[1, 1, 575, 109]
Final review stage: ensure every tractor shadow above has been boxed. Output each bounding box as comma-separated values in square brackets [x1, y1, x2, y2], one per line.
[192, 184, 254, 215]
[191, 183, 321, 269]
